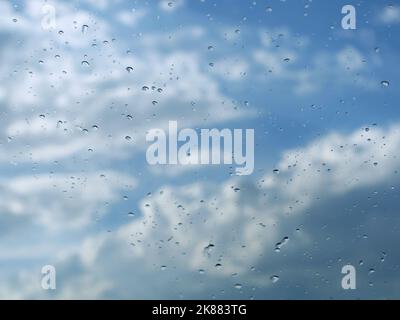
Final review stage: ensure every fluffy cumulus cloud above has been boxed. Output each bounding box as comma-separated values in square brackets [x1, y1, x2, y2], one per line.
[0, 171, 136, 231]
[0, 0, 399, 299]
[253, 29, 379, 94]
[0, 0, 248, 166]
[3, 122, 400, 299]
[379, 5, 400, 24]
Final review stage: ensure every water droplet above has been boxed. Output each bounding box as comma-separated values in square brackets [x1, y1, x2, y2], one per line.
[81, 24, 89, 34]
[283, 57, 290, 62]
[123, 195, 129, 200]
[39, 114, 45, 119]
[142, 86, 149, 91]
[198, 269, 205, 274]
[208, 45, 214, 50]
[152, 101, 158, 106]
[381, 80, 389, 87]
[368, 268, 375, 275]
[81, 60, 90, 67]
[128, 212, 135, 217]
[234, 283, 242, 290]
[275, 236, 289, 252]
[215, 263, 222, 269]
[12, 18, 18, 23]
[266, 6, 273, 12]
[126, 66, 133, 73]
[273, 169, 280, 174]
[92, 125, 99, 130]
[270, 275, 280, 283]
[58, 30, 64, 35]
[203, 243, 215, 257]
[374, 47, 380, 53]
[125, 135, 132, 141]
[161, 265, 167, 271]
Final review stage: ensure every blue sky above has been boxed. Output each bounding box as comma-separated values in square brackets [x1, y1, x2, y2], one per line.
[0, 0, 400, 299]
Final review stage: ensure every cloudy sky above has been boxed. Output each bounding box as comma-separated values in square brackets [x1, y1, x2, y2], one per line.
[0, 0, 399, 299]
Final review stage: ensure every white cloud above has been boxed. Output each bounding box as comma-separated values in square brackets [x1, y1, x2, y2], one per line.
[0, 171, 136, 230]
[0, 2, 250, 165]
[4, 122, 400, 298]
[1, 0, 399, 300]
[211, 57, 249, 81]
[84, 0, 109, 11]
[379, 5, 400, 24]
[253, 44, 377, 95]
[115, 9, 146, 26]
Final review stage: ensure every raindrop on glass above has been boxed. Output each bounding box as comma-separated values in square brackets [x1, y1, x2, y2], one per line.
[81, 24, 89, 34]
[234, 283, 242, 290]
[368, 268, 375, 275]
[381, 80, 389, 87]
